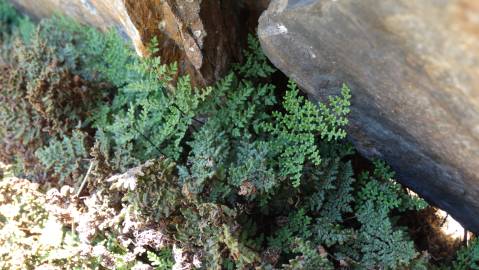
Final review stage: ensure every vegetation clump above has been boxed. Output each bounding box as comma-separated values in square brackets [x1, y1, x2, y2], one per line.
[0, 11, 116, 184]
[0, 1, 477, 269]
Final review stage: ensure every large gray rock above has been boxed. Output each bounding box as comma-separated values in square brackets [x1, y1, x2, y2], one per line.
[259, 0, 479, 232]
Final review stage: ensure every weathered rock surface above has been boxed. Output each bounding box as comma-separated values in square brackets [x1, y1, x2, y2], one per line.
[259, 0, 479, 232]
[9, 0, 245, 86]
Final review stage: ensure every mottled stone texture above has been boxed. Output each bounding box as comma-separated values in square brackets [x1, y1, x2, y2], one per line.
[9, 0, 245, 86]
[259, 0, 479, 232]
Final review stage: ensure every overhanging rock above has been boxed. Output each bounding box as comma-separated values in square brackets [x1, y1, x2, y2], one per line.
[259, 0, 479, 232]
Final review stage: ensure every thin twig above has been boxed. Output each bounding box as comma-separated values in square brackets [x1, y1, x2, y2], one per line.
[464, 229, 469, 247]
[132, 124, 169, 157]
[440, 213, 449, 227]
[171, 103, 205, 125]
[76, 161, 94, 197]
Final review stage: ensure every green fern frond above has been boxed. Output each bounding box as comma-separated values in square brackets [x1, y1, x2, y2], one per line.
[147, 249, 174, 270]
[259, 81, 351, 187]
[35, 130, 89, 185]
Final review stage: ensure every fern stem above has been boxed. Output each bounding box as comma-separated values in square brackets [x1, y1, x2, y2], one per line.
[171, 103, 205, 125]
[131, 123, 169, 158]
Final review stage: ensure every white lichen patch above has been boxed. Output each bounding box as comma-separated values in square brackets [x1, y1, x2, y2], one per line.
[259, 23, 288, 37]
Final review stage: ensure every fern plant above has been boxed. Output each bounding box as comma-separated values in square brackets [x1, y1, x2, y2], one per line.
[90, 37, 212, 165]
[264, 158, 429, 269]
[108, 157, 260, 269]
[282, 239, 334, 270]
[234, 35, 276, 79]
[356, 160, 428, 212]
[353, 200, 418, 269]
[0, 0, 20, 39]
[0, 15, 112, 182]
[450, 239, 479, 270]
[147, 249, 174, 270]
[259, 81, 351, 187]
[35, 130, 89, 186]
